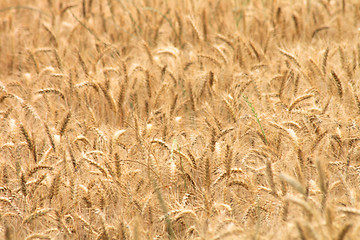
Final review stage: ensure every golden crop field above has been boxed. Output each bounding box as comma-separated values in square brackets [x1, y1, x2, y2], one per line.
[1, 0, 360, 239]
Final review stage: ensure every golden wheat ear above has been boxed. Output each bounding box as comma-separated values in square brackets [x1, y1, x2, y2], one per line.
[4, 0, 360, 238]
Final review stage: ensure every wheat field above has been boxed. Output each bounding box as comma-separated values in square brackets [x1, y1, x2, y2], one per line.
[1, 0, 360, 239]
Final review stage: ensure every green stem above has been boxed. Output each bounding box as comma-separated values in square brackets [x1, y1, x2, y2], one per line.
[243, 95, 268, 145]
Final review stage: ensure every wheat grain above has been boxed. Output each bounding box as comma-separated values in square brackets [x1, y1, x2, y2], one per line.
[48, 172, 60, 202]
[322, 47, 329, 75]
[330, 70, 343, 99]
[19, 123, 37, 163]
[338, 46, 353, 80]
[188, 17, 201, 41]
[77, 52, 89, 77]
[23, 208, 53, 224]
[288, 92, 314, 111]
[82, 155, 108, 177]
[58, 111, 71, 136]
[27, 165, 53, 178]
[99, 84, 117, 112]
[35, 88, 65, 100]
[197, 54, 221, 68]
[279, 49, 301, 68]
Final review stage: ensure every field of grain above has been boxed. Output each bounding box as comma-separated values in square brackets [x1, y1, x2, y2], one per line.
[1, 0, 360, 239]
